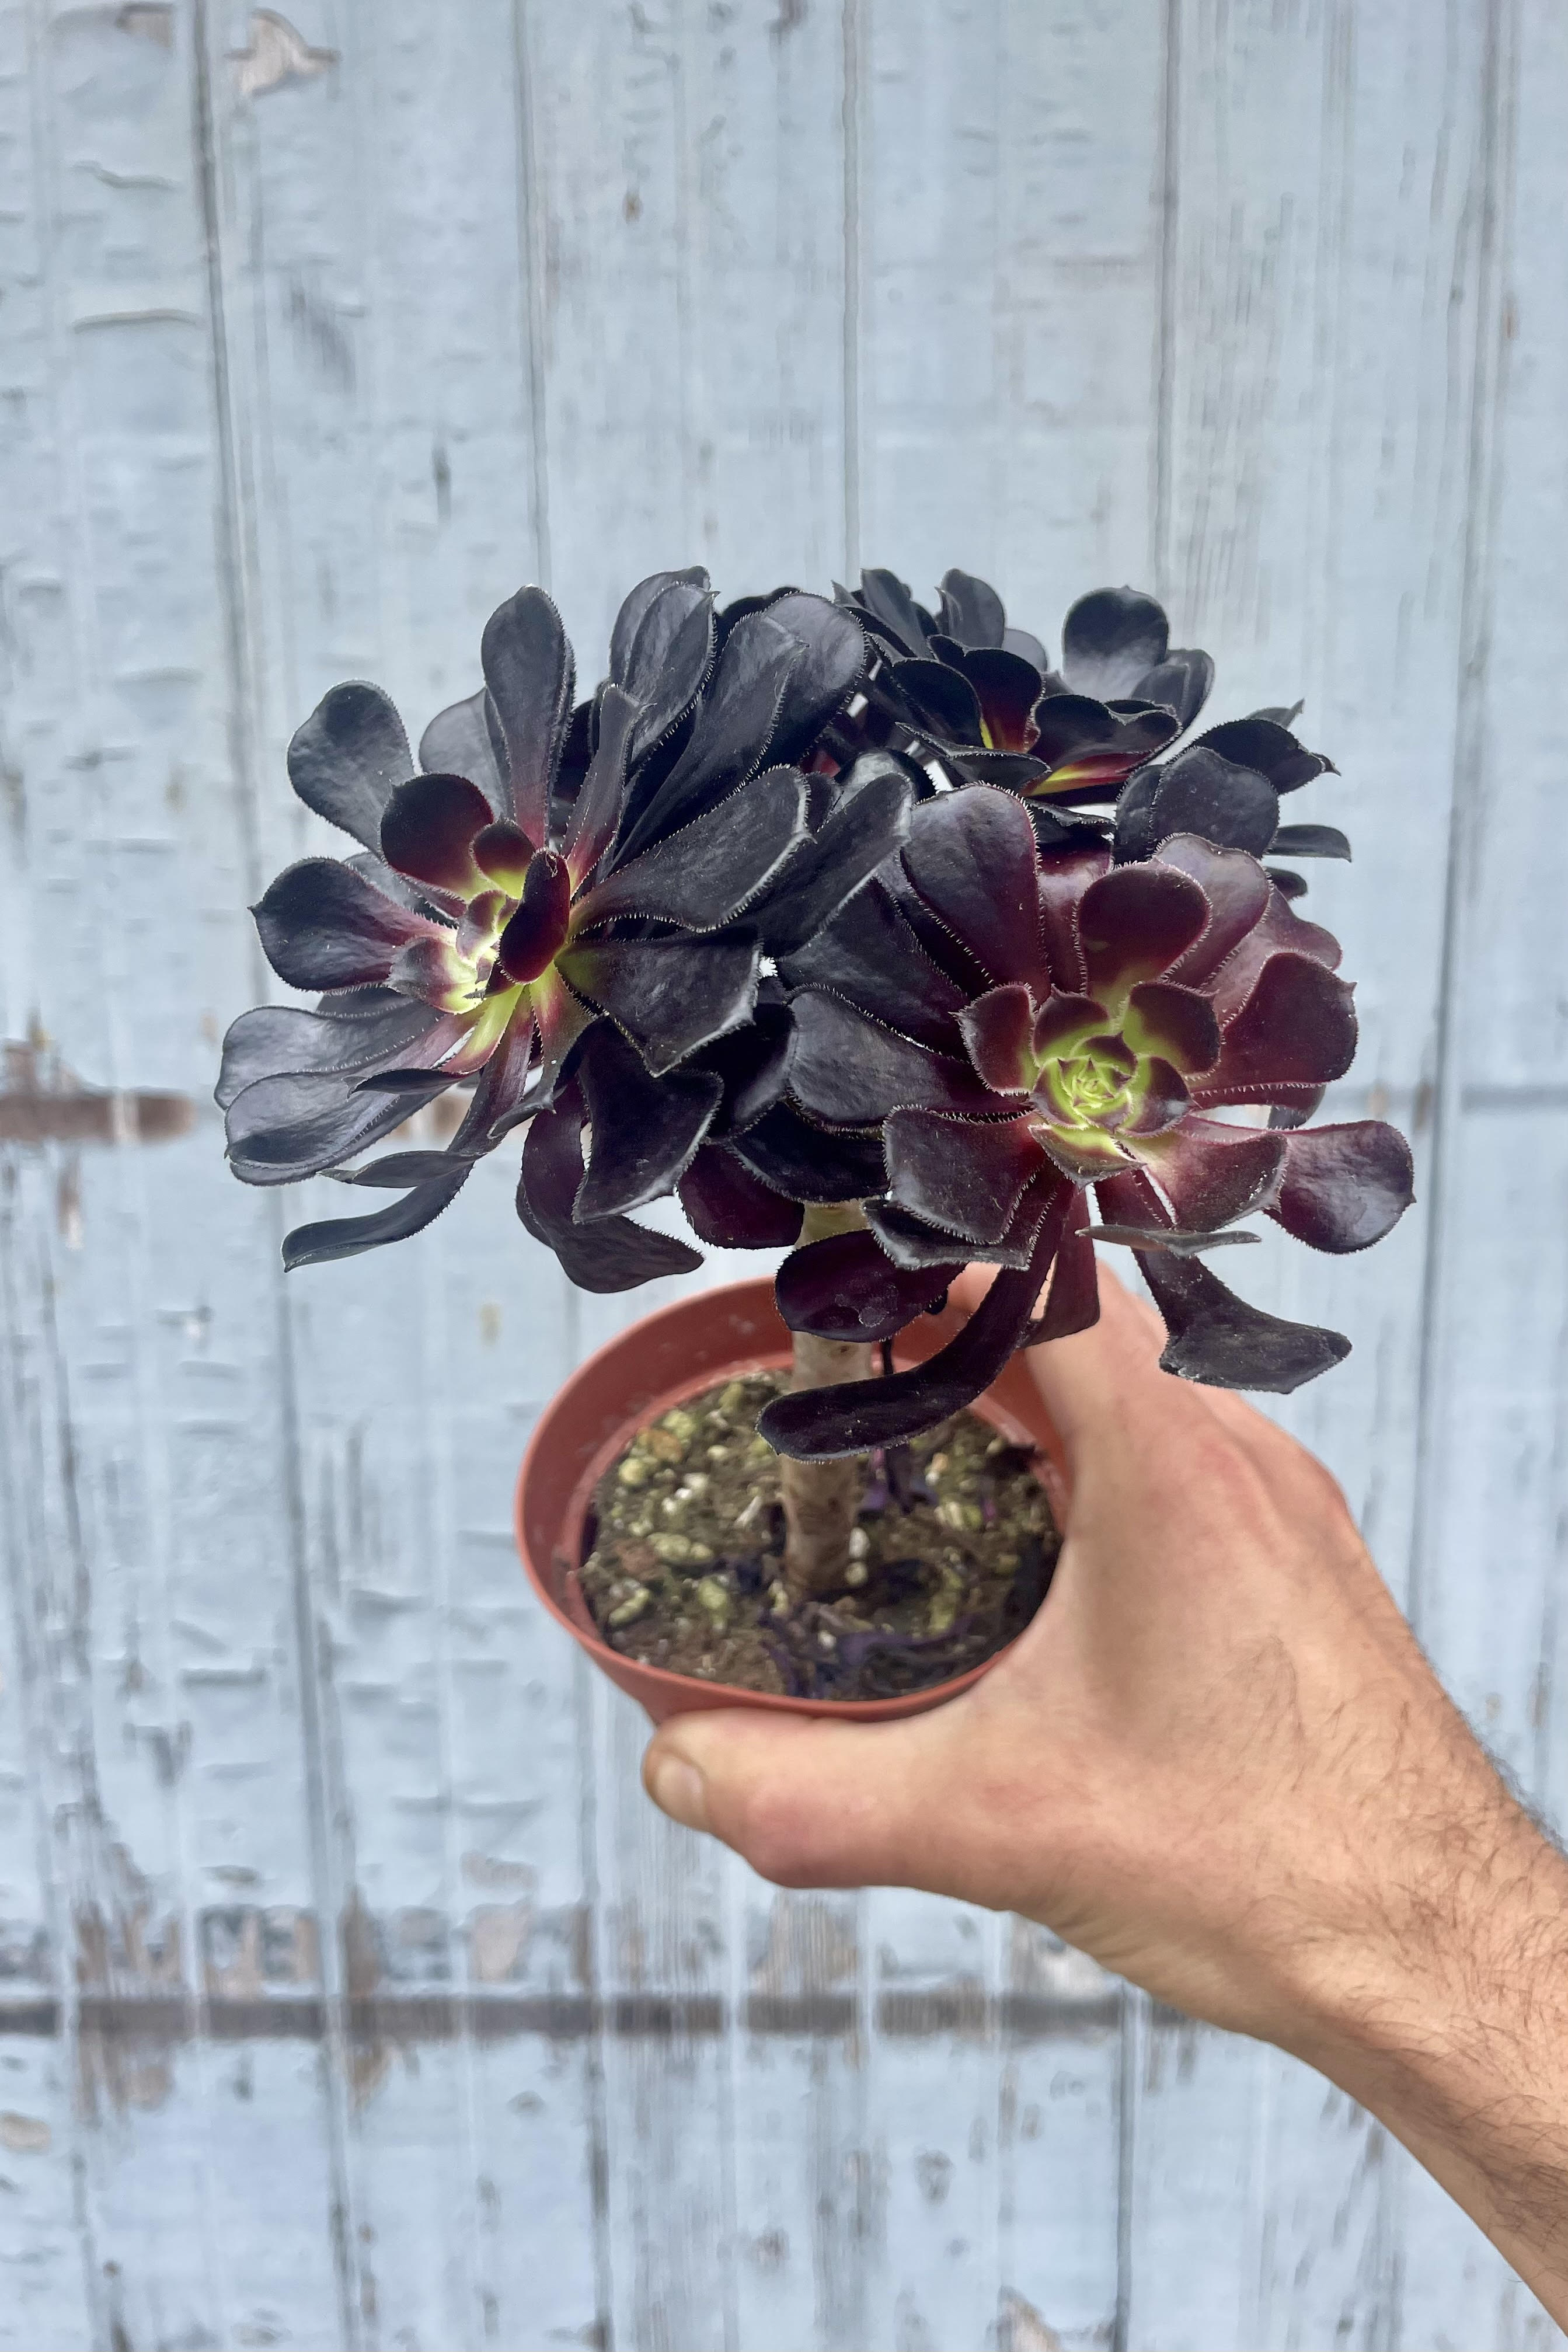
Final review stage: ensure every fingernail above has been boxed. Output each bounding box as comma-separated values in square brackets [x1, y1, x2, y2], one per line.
[648, 1753, 709, 1833]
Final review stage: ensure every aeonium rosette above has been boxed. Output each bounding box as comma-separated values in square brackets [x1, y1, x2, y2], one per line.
[759, 784, 1414, 1459]
[217, 570, 908, 1279]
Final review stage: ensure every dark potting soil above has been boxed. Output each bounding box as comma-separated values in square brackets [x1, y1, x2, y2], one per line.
[578, 1371, 1060, 1701]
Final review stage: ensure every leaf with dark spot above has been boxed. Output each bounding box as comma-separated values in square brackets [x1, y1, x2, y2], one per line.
[776, 1230, 959, 1343]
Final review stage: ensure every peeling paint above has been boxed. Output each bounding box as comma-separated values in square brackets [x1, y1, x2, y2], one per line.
[230, 10, 336, 99]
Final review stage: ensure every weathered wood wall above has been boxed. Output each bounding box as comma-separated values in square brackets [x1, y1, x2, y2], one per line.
[1, 2, 1563, 2346]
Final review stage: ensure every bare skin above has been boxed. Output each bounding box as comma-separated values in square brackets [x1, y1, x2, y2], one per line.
[644, 1264, 1568, 2326]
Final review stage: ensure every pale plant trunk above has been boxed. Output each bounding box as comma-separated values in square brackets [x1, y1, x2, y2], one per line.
[780, 1203, 874, 1598]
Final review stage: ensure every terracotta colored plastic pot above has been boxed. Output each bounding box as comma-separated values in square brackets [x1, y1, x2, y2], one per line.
[515, 1276, 1068, 1726]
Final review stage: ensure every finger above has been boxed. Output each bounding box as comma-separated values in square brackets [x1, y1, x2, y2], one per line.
[1025, 1257, 1179, 1459]
[643, 1706, 974, 1895]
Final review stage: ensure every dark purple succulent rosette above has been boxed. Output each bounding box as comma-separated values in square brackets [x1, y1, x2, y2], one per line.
[832, 568, 1347, 888]
[217, 570, 913, 1283]
[758, 784, 1414, 1459]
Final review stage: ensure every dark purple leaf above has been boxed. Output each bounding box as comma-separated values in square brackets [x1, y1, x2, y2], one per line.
[853, 568, 932, 658]
[788, 990, 999, 1123]
[1192, 717, 1332, 795]
[902, 786, 1042, 984]
[1268, 1089, 1326, 1131]
[287, 681, 413, 852]
[780, 877, 968, 1052]
[1134, 649, 1214, 731]
[517, 1082, 704, 1292]
[937, 569, 1006, 650]
[691, 1007, 794, 1135]
[888, 658, 986, 747]
[1116, 747, 1279, 863]
[1200, 953, 1357, 1099]
[557, 931, 759, 1078]
[253, 857, 435, 991]
[418, 685, 507, 807]
[558, 684, 636, 886]
[1136, 1116, 1285, 1226]
[225, 1065, 452, 1186]
[1137, 1250, 1351, 1393]
[1076, 863, 1209, 998]
[1121, 980, 1222, 1075]
[1157, 835, 1273, 988]
[963, 647, 1045, 751]
[1086, 1222, 1260, 1255]
[480, 586, 574, 842]
[496, 850, 573, 985]
[867, 1163, 1060, 1273]
[1267, 1120, 1415, 1252]
[283, 1160, 472, 1270]
[884, 1106, 1044, 1243]
[1037, 845, 1113, 994]
[617, 611, 800, 859]
[1120, 1057, 1191, 1136]
[572, 767, 809, 932]
[609, 570, 716, 762]
[1060, 588, 1168, 699]
[379, 771, 495, 897]
[1268, 869, 1308, 900]
[573, 1025, 722, 1219]
[958, 984, 1037, 1092]
[215, 998, 440, 1111]
[752, 755, 915, 954]
[1028, 695, 1178, 797]
[678, 1146, 805, 1248]
[759, 1186, 1071, 1458]
[1271, 823, 1351, 861]
[1030, 1198, 1099, 1340]
[1201, 886, 1343, 1026]
[1003, 624, 1048, 668]
[759, 592, 867, 767]
[730, 1104, 886, 1203]
[776, 1229, 959, 1344]
[472, 818, 535, 895]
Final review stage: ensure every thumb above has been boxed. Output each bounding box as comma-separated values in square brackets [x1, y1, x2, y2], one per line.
[643, 1706, 972, 1893]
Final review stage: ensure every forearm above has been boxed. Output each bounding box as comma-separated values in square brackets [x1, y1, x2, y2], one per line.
[1288, 1795, 1568, 2324]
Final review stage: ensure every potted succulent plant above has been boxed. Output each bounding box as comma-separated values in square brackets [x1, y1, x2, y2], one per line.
[219, 566, 1413, 1724]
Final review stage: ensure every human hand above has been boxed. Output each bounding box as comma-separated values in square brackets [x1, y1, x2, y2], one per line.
[643, 1263, 1568, 2319]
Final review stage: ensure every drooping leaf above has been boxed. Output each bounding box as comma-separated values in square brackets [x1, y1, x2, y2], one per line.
[884, 1106, 1044, 1243]
[1267, 1120, 1415, 1252]
[215, 998, 440, 1110]
[557, 931, 759, 1078]
[901, 786, 1042, 984]
[759, 1186, 1071, 1458]
[776, 1229, 959, 1344]
[867, 1165, 1060, 1272]
[573, 1023, 722, 1219]
[1137, 1249, 1351, 1392]
[572, 767, 809, 932]
[480, 586, 574, 841]
[287, 681, 413, 852]
[678, 1146, 805, 1247]
[1086, 1221, 1260, 1254]
[225, 1065, 453, 1186]
[283, 1159, 472, 1270]
[253, 858, 436, 991]
[517, 1083, 704, 1291]
[1029, 1198, 1100, 1340]
[788, 989, 998, 1123]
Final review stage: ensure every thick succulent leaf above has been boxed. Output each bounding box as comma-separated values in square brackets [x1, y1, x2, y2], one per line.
[1135, 1116, 1286, 1226]
[937, 569, 1006, 650]
[517, 1085, 703, 1292]
[884, 1106, 1044, 1243]
[759, 593, 867, 767]
[888, 657, 986, 747]
[552, 684, 633, 887]
[1060, 588, 1168, 699]
[609, 570, 716, 761]
[225, 1065, 452, 1185]
[788, 989, 999, 1122]
[1269, 1087, 1327, 1131]
[752, 755, 915, 954]
[253, 856, 435, 990]
[379, 771, 495, 897]
[783, 876, 968, 1051]
[902, 785, 1042, 985]
[327, 1149, 469, 1187]
[1003, 624, 1048, 668]
[1137, 1249, 1351, 1392]
[867, 1163, 1060, 1271]
[215, 998, 440, 1110]
[557, 931, 759, 1078]
[1088, 1221, 1260, 1255]
[1115, 746, 1280, 862]
[1120, 1057, 1192, 1136]
[1031, 1200, 1100, 1340]
[1134, 649, 1214, 731]
[1270, 823, 1351, 861]
[1033, 1124, 1138, 1182]
[341, 849, 464, 927]
[1203, 886, 1343, 1025]
[730, 1104, 886, 1203]
[502, 964, 593, 1121]
[480, 586, 574, 841]
[1029, 695, 1178, 797]
[1200, 952, 1357, 1097]
[957, 984, 1036, 1092]
[691, 1007, 794, 1135]
[418, 684, 508, 807]
[287, 680, 413, 852]
[387, 930, 483, 1012]
[776, 1230, 959, 1344]
[1156, 835, 1272, 987]
[1192, 717, 1331, 795]
[1033, 991, 1111, 1058]
[283, 1162, 471, 1269]
[573, 767, 808, 932]
[573, 1025, 722, 1220]
[678, 1146, 804, 1248]
[618, 610, 800, 860]
[759, 1187, 1072, 1458]
[1121, 980, 1222, 1075]
[963, 647, 1044, 751]
[1029, 803, 1114, 854]
[1037, 845, 1113, 994]
[1267, 1120, 1415, 1252]
[853, 568, 932, 658]
[1268, 868, 1308, 900]
[1076, 863, 1210, 1001]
